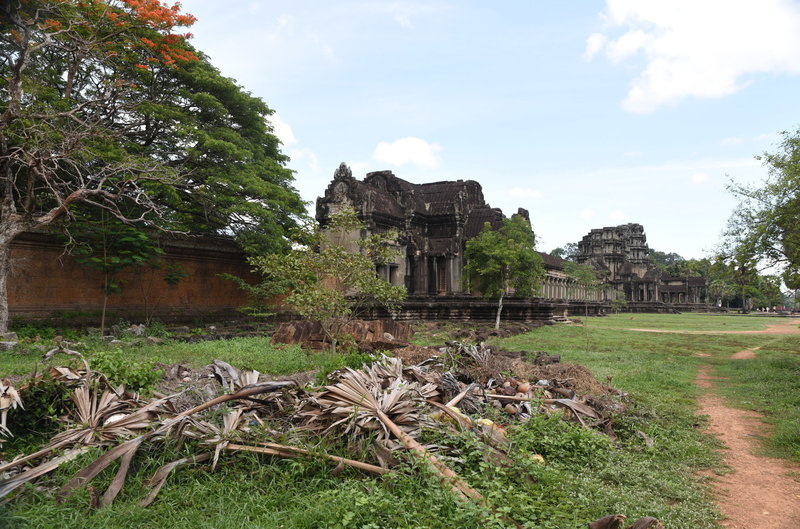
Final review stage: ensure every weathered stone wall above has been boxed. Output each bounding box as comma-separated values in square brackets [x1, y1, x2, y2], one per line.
[365, 295, 559, 322]
[9, 232, 255, 323]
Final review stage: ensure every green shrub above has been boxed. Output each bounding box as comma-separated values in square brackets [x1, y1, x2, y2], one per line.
[11, 324, 56, 341]
[510, 412, 612, 467]
[2, 375, 72, 454]
[89, 350, 162, 392]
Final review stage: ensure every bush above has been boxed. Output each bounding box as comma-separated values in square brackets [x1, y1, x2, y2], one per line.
[510, 412, 612, 467]
[89, 350, 162, 392]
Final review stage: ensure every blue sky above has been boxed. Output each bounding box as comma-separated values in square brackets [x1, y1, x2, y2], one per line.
[178, 0, 800, 258]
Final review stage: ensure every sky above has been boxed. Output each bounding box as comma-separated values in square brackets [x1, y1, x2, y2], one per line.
[177, 0, 800, 259]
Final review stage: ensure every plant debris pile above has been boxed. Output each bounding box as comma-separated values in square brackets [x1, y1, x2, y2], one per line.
[0, 343, 657, 527]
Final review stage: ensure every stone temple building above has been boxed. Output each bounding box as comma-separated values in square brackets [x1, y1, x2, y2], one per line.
[316, 163, 603, 306]
[316, 163, 505, 296]
[576, 224, 706, 305]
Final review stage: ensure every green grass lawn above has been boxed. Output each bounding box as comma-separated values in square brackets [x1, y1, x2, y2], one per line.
[1, 314, 797, 528]
[584, 312, 777, 332]
[0, 337, 345, 379]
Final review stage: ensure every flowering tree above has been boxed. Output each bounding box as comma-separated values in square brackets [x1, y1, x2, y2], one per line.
[0, 0, 305, 331]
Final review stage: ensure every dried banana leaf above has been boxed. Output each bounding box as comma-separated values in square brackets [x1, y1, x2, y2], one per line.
[140, 453, 213, 507]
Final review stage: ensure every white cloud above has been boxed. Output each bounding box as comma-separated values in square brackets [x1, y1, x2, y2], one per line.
[321, 45, 335, 61]
[588, 0, 800, 113]
[720, 137, 744, 146]
[268, 113, 297, 146]
[753, 132, 779, 143]
[394, 14, 412, 28]
[609, 210, 627, 221]
[348, 161, 371, 174]
[690, 172, 710, 185]
[276, 14, 294, 30]
[382, 3, 441, 29]
[509, 187, 544, 199]
[289, 148, 319, 171]
[584, 33, 607, 59]
[579, 209, 596, 219]
[373, 137, 443, 169]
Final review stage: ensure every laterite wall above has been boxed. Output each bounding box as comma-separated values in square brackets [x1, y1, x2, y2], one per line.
[9, 232, 256, 324]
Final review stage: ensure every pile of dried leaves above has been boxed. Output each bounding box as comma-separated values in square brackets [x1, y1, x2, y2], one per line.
[0, 343, 658, 527]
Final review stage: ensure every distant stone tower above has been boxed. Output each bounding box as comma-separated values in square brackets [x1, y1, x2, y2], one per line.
[576, 223, 650, 280]
[576, 223, 706, 305]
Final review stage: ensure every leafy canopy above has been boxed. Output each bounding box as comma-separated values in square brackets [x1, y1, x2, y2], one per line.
[723, 127, 800, 286]
[0, 0, 305, 331]
[247, 209, 406, 352]
[465, 216, 545, 299]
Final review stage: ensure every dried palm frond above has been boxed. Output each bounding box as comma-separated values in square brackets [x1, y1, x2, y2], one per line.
[209, 359, 239, 390]
[50, 384, 174, 447]
[139, 452, 213, 507]
[0, 379, 23, 438]
[199, 409, 245, 470]
[236, 370, 260, 388]
[225, 442, 389, 475]
[300, 357, 481, 504]
[459, 343, 491, 367]
[42, 346, 91, 377]
[48, 367, 82, 381]
[0, 447, 91, 498]
[305, 357, 437, 441]
[53, 380, 296, 506]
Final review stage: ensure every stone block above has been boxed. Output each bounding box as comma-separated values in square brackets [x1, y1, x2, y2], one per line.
[0, 341, 18, 351]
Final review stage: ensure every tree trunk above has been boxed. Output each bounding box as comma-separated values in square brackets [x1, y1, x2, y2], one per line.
[494, 290, 504, 330]
[100, 292, 108, 337]
[0, 236, 11, 333]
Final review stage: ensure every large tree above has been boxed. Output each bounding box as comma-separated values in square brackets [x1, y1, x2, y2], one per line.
[125, 48, 305, 254]
[549, 242, 578, 262]
[723, 128, 800, 286]
[465, 216, 545, 329]
[0, 0, 304, 331]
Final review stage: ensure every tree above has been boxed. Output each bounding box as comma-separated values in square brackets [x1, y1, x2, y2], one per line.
[0, 0, 196, 332]
[0, 0, 305, 331]
[247, 209, 406, 354]
[563, 261, 606, 315]
[68, 208, 163, 335]
[465, 216, 545, 330]
[649, 250, 685, 270]
[708, 278, 734, 308]
[723, 128, 800, 273]
[127, 49, 306, 255]
[550, 242, 578, 262]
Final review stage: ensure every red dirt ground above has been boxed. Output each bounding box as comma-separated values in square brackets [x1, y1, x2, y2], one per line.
[627, 318, 800, 335]
[696, 359, 800, 529]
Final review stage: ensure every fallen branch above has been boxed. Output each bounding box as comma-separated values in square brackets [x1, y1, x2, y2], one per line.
[226, 442, 389, 475]
[444, 383, 475, 407]
[374, 407, 484, 503]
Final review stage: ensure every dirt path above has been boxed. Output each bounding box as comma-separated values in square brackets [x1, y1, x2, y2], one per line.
[696, 358, 800, 529]
[626, 317, 800, 335]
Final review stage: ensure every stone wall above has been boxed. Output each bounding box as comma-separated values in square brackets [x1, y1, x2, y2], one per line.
[365, 295, 558, 322]
[9, 232, 255, 324]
